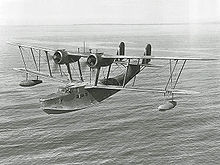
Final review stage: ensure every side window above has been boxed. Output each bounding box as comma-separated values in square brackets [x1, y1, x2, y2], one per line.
[76, 93, 87, 99]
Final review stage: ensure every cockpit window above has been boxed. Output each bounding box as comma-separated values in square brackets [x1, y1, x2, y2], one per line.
[58, 87, 70, 93]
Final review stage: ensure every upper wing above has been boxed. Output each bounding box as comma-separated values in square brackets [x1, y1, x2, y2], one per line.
[8, 42, 217, 61]
[7, 42, 89, 58]
[102, 54, 217, 61]
[7, 42, 55, 52]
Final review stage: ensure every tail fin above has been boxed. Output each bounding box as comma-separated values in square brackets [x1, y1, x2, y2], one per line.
[116, 42, 125, 61]
[142, 44, 151, 64]
[119, 42, 125, 55]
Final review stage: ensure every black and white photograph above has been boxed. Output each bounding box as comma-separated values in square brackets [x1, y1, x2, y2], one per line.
[0, 0, 219, 164]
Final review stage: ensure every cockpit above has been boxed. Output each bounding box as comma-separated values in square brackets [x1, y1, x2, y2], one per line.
[58, 87, 70, 93]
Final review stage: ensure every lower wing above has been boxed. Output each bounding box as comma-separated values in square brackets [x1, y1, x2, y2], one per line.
[13, 68, 69, 83]
[85, 85, 199, 95]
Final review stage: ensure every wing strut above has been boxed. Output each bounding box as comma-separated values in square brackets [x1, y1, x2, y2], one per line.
[66, 63, 73, 82]
[163, 59, 187, 100]
[38, 50, 41, 72]
[18, 46, 27, 69]
[18, 46, 28, 80]
[89, 68, 92, 85]
[165, 60, 178, 91]
[123, 59, 130, 87]
[132, 59, 141, 86]
[170, 60, 172, 88]
[77, 60, 84, 82]
[106, 64, 111, 79]
[173, 60, 187, 89]
[30, 48, 39, 79]
[95, 67, 101, 86]
[45, 51, 52, 77]
[30, 48, 38, 71]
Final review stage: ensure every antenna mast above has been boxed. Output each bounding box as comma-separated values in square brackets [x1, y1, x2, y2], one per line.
[83, 41, 86, 53]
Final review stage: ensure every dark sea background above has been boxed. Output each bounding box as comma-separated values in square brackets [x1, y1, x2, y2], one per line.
[0, 24, 219, 164]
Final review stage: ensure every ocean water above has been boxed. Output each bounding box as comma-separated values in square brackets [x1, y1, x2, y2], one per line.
[0, 24, 220, 164]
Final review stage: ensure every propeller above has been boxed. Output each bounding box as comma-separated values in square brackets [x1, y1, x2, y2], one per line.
[53, 51, 62, 64]
[45, 52, 60, 73]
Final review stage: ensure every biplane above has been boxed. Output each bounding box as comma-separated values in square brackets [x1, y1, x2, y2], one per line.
[8, 41, 216, 114]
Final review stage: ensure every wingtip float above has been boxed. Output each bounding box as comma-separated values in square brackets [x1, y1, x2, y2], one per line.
[19, 79, 43, 87]
[158, 100, 177, 111]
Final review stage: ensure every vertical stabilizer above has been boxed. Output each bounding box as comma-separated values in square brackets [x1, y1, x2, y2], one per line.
[142, 44, 151, 64]
[116, 42, 125, 61]
[119, 42, 125, 55]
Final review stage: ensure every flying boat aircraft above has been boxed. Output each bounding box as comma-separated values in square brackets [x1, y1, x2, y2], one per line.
[8, 41, 216, 114]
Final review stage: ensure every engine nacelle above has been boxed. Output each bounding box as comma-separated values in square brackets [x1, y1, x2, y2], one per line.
[53, 49, 81, 65]
[87, 53, 114, 68]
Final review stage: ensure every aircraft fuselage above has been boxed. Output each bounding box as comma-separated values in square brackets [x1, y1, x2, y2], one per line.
[40, 64, 140, 114]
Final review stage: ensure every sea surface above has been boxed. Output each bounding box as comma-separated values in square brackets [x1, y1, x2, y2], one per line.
[0, 24, 219, 164]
